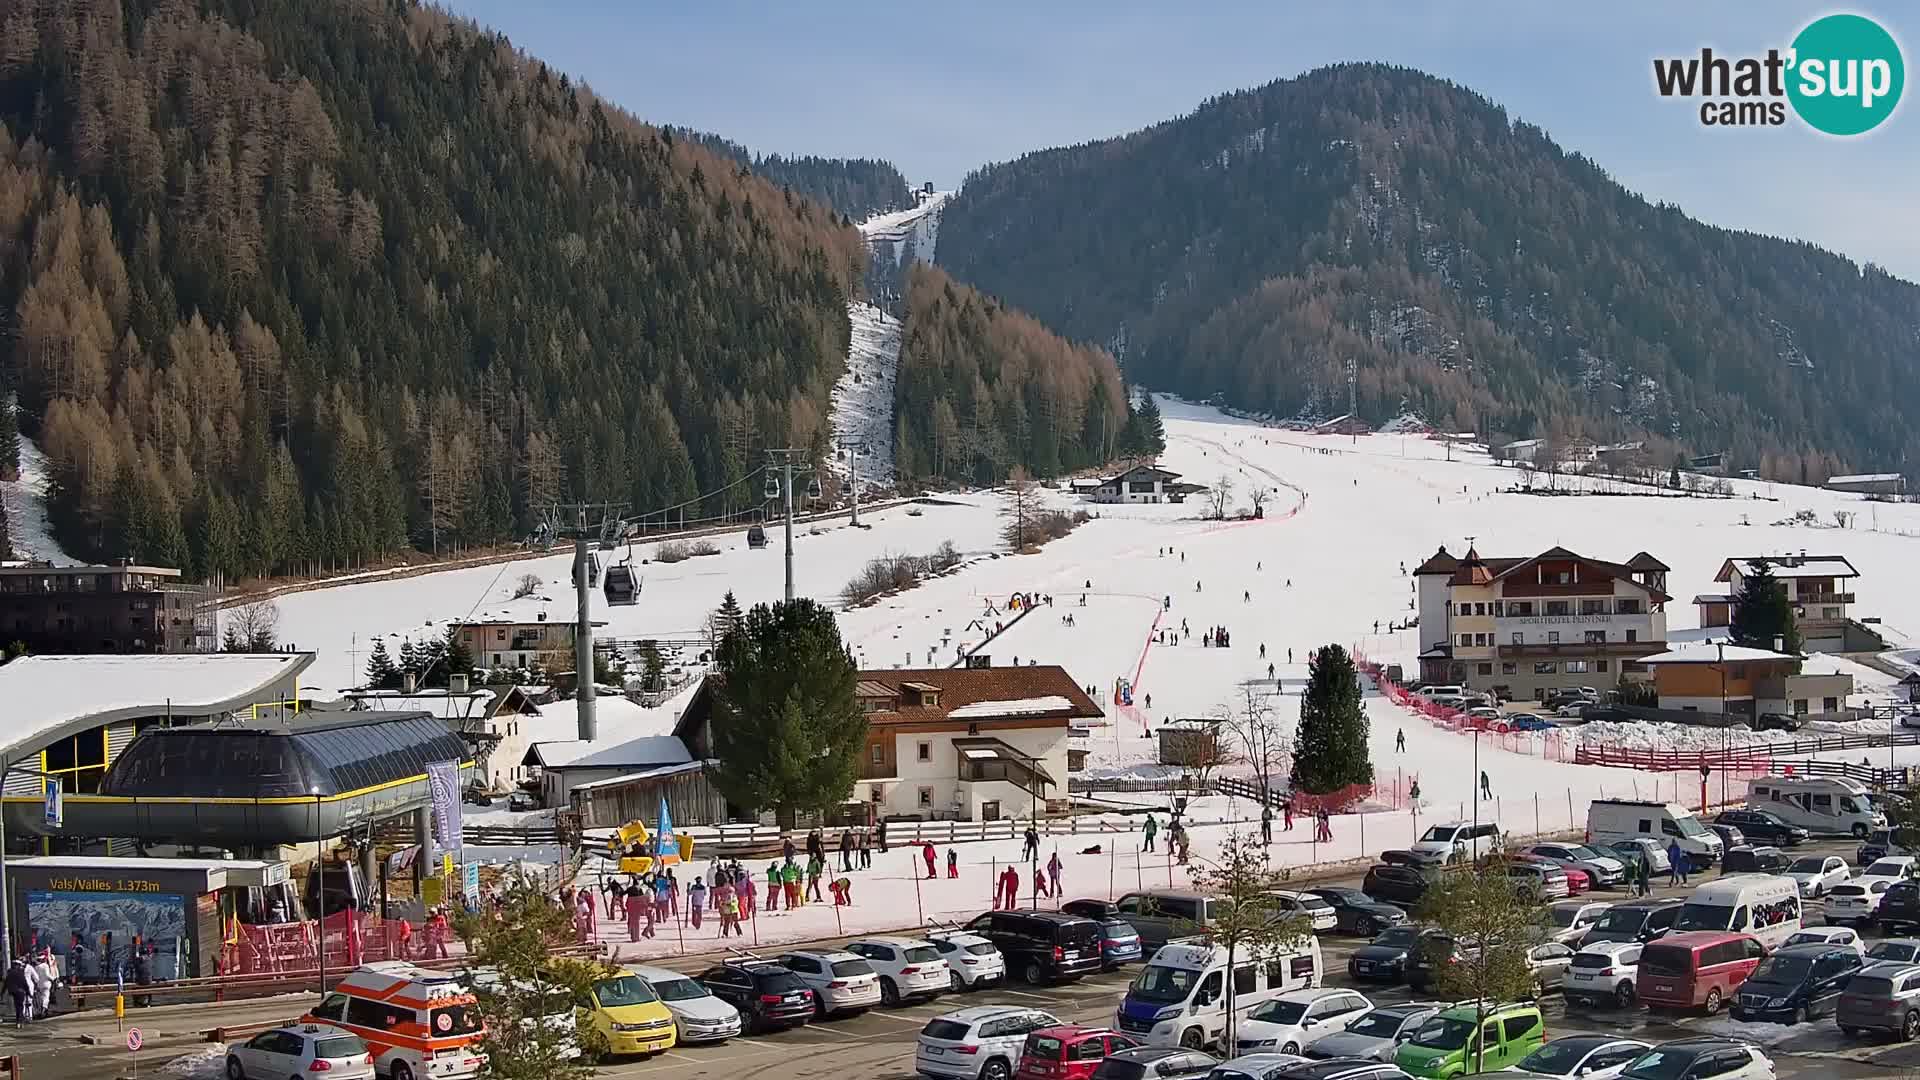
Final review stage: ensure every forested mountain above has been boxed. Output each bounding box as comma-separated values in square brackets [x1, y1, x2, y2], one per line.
[0, 0, 866, 578]
[668, 128, 913, 222]
[939, 63, 1920, 480]
[893, 263, 1140, 487]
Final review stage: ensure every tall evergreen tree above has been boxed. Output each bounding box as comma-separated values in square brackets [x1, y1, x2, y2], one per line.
[710, 599, 866, 827]
[365, 638, 400, 690]
[0, 392, 19, 482]
[1292, 644, 1373, 794]
[1127, 393, 1166, 456]
[1730, 560, 1803, 657]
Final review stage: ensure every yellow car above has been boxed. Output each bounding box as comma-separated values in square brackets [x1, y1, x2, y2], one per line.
[586, 970, 678, 1057]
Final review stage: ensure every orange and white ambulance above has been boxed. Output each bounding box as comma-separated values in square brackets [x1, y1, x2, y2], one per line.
[303, 961, 487, 1080]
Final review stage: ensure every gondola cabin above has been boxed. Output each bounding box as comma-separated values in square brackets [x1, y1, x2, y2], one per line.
[603, 563, 639, 606]
[746, 525, 769, 550]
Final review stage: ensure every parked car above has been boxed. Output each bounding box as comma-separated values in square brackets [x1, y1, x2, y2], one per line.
[1347, 926, 1439, 983]
[1206, 1054, 1314, 1080]
[1581, 898, 1685, 947]
[1509, 1036, 1651, 1080]
[1616, 1040, 1775, 1080]
[1522, 939, 1578, 996]
[774, 948, 882, 1017]
[696, 958, 814, 1033]
[1301, 1003, 1445, 1062]
[1091, 1048, 1219, 1080]
[1858, 827, 1920, 865]
[966, 911, 1104, 985]
[1861, 856, 1919, 880]
[1781, 926, 1865, 956]
[1754, 712, 1802, 733]
[916, 1006, 1063, 1080]
[1729, 942, 1864, 1023]
[1715, 809, 1810, 846]
[1635, 932, 1767, 1014]
[1261, 891, 1339, 934]
[1060, 903, 1146, 970]
[627, 964, 742, 1044]
[1362, 864, 1432, 908]
[927, 929, 1009, 990]
[506, 790, 537, 812]
[1393, 1001, 1545, 1078]
[1525, 844, 1628, 889]
[1709, 823, 1747, 852]
[1783, 854, 1852, 897]
[461, 787, 494, 807]
[1506, 859, 1571, 901]
[1304, 888, 1406, 937]
[1606, 839, 1670, 878]
[845, 936, 949, 1006]
[1015, 1026, 1138, 1080]
[1719, 846, 1789, 875]
[1549, 901, 1613, 945]
[1565, 941, 1643, 1008]
[581, 969, 678, 1057]
[1881, 880, 1920, 934]
[1402, 934, 1458, 993]
[227, 1025, 374, 1080]
[1836, 961, 1920, 1040]
[1867, 939, 1920, 965]
[1234, 989, 1373, 1056]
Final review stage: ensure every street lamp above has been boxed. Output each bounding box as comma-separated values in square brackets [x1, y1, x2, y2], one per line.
[1717, 641, 1727, 806]
[312, 786, 326, 994]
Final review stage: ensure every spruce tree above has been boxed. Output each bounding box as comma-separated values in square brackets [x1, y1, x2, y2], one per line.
[1730, 560, 1803, 656]
[710, 598, 866, 828]
[1291, 644, 1373, 794]
[365, 639, 400, 690]
[443, 625, 476, 679]
[0, 391, 19, 482]
[1131, 392, 1166, 456]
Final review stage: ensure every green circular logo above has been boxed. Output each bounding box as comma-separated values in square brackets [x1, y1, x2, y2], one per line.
[1787, 13, 1905, 135]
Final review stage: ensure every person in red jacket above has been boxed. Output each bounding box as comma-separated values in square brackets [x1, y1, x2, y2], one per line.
[922, 842, 937, 879]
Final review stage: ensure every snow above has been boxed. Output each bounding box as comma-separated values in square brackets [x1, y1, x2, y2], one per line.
[947, 696, 1074, 719]
[0, 652, 312, 758]
[273, 394, 1920, 955]
[530, 734, 692, 769]
[1, 431, 76, 564]
[163, 1047, 228, 1079]
[828, 301, 902, 490]
[860, 192, 949, 260]
[1637, 643, 1799, 664]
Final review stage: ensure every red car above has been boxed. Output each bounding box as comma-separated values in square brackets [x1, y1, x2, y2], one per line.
[1015, 1025, 1138, 1080]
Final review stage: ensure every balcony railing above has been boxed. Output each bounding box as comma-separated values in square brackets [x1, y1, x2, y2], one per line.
[1793, 592, 1855, 606]
[961, 759, 1046, 788]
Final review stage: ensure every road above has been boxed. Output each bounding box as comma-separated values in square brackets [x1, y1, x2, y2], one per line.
[5, 839, 1913, 1080]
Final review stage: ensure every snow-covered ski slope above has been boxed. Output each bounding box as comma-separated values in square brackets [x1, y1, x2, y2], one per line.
[860, 191, 948, 262]
[826, 301, 902, 489]
[2, 433, 76, 564]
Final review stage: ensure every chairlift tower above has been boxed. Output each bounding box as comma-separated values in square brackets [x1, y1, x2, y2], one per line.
[542, 501, 626, 742]
[836, 437, 866, 528]
[764, 449, 820, 602]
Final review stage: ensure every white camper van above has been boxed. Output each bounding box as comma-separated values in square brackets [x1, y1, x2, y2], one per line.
[1586, 799, 1724, 870]
[1670, 874, 1803, 949]
[1115, 939, 1324, 1049]
[1747, 776, 1885, 838]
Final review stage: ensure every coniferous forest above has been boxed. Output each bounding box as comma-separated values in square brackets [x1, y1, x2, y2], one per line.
[0, 0, 866, 577]
[938, 63, 1920, 481]
[666, 128, 913, 222]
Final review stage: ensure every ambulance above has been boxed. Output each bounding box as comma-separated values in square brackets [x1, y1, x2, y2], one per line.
[304, 962, 487, 1080]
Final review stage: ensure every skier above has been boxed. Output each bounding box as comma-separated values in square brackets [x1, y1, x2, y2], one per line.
[922, 841, 938, 879]
[1259, 644, 1266, 659]
[1047, 851, 1063, 897]
[1006, 864, 1022, 908]
[765, 862, 782, 912]
[1023, 825, 1040, 863]
[858, 827, 872, 870]
[736, 867, 756, 919]
[783, 859, 803, 909]
[1408, 779, 1422, 805]
[878, 818, 889, 853]
[5, 958, 28, 1027]
[1479, 771, 1492, 800]
[1287, 648, 1293, 663]
[626, 881, 649, 940]
[947, 848, 959, 878]
[1144, 693, 1152, 710]
[830, 876, 853, 906]
[688, 877, 707, 930]
[1195, 581, 1202, 592]
[1244, 590, 1250, 602]
[840, 829, 855, 873]
[1282, 800, 1295, 831]
[1396, 728, 1406, 753]
[1033, 860, 1052, 898]
[1267, 663, 1276, 680]
[1142, 813, 1159, 852]
[1260, 805, 1274, 845]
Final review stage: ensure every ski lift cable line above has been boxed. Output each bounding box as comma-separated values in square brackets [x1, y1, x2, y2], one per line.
[617, 463, 779, 527]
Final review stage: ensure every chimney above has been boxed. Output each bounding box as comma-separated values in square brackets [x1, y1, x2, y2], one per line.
[449, 672, 469, 694]
[1773, 635, 1784, 653]
[402, 671, 419, 694]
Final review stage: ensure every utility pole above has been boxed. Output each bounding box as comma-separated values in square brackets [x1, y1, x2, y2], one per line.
[1347, 357, 1358, 445]
[765, 450, 817, 603]
[542, 501, 626, 741]
[837, 439, 864, 528]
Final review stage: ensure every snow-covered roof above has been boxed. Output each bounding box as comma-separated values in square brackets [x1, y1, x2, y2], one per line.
[0, 652, 314, 759]
[571, 761, 707, 791]
[348, 690, 497, 720]
[525, 734, 692, 770]
[1827, 473, 1903, 485]
[1692, 594, 1735, 604]
[1636, 644, 1799, 665]
[1721, 555, 1860, 580]
[946, 696, 1075, 719]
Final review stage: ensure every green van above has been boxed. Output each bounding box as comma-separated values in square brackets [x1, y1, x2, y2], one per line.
[1393, 1002, 1544, 1079]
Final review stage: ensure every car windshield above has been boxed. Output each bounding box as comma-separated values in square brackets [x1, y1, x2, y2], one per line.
[967, 942, 999, 955]
[1410, 1017, 1473, 1050]
[1592, 907, 1650, 932]
[905, 946, 941, 964]
[1246, 1000, 1309, 1025]
[1129, 964, 1199, 1004]
[1568, 846, 1608, 861]
[1673, 815, 1710, 837]
[594, 975, 660, 1007]
[1345, 1010, 1409, 1038]
[1745, 810, 1784, 826]
[1754, 955, 1814, 982]
[1520, 1042, 1598, 1073]
[1623, 1050, 1698, 1080]
[1866, 861, 1911, 878]
[1551, 907, 1588, 928]
[1028, 1036, 1065, 1059]
[1870, 943, 1920, 961]
[922, 1019, 972, 1041]
[1789, 857, 1827, 874]
[1371, 927, 1420, 947]
[1419, 826, 1460, 843]
[313, 1036, 368, 1059]
[1673, 903, 1733, 932]
[649, 976, 709, 1003]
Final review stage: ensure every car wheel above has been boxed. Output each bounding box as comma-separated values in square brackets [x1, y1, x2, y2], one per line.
[393, 1065, 416, 1080]
[1357, 916, 1378, 937]
[1905, 1011, 1920, 1041]
[1615, 981, 1636, 1007]
[1531, 977, 1545, 1001]
[1855, 823, 1871, 839]
[1704, 987, 1723, 1015]
[951, 969, 965, 992]
[1180, 1028, 1205, 1050]
[225, 1059, 247, 1080]
[1282, 1042, 1301, 1055]
[815, 992, 828, 1018]
[1024, 961, 1047, 986]
[1792, 1005, 1809, 1025]
[880, 977, 901, 1007]
[983, 1059, 1013, 1080]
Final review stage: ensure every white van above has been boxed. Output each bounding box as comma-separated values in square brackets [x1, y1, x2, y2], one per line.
[1114, 939, 1323, 1049]
[1409, 821, 1503, 865]
[1586, 799, 1724, 870]
[1670, 874, 1803, 949]
[1747, 776, 1885, 838]
[1421, 686, 1467, 707]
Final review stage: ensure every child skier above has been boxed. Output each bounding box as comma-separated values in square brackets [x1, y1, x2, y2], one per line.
[947, 848, 959, 878]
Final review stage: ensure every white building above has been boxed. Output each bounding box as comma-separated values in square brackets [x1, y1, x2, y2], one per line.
[346, 680, 543, 791]
[1086, 463, 1191, 504]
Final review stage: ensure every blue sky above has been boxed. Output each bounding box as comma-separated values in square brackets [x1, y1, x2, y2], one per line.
[440, 2, 1919, 280]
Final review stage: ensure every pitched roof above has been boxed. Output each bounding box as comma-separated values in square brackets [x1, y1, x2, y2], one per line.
[1447, 546, 1672, 601]
[1626, 552, 1671, 572]
[1412, 546, 1459, 576]
[1716, 555, 1860, 582]
[857, 666, 1103, 726]
[1635, 643, 1800, 665]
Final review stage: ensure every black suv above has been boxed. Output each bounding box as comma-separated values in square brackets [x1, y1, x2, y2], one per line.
[965, 910, 1103, 984]
[1730, 943, 1864, 1023]
[1715, 808, 1810, 846]
[1362, 863, 1432, 907]
[696, 959, 814, 1033]
[1306, 887, 1407, 936]
[1580, 897, 1684, 946]
[1403, 933, 1460, 993]
[1881, 881, 1920, 934]
[1721, 845, 1790, 874]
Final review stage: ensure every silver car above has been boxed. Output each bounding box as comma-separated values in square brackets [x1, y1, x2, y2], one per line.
[1301, 1002, 1445, 1061]
[226, 1025, 374, 1080]
[1526, 940, 1578, 995]
[1526, 843, 1627, 888]
[776, 948, 882, 1016]
[629, 964, 743, 1043]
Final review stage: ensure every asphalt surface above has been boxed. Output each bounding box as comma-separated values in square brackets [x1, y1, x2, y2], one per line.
[5, 838, 1915, 1080]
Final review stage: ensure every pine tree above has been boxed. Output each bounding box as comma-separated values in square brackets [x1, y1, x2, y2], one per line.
[443, 625, 476, 679]
[398, 638, 420, 681]
[709, 590, 745, 645]
[0, 391, 19, 482]
[710, 598, 866, 827]
[365, 638, 400, 690]
[1291, 644, 1373, 794]
[1730, 560, 1803, 657]
[1128, 392, 1166, 456]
